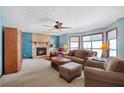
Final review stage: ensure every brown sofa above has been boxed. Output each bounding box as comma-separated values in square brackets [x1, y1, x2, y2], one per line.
[64, 50, 97, 67]
[84, 57, 124, 87]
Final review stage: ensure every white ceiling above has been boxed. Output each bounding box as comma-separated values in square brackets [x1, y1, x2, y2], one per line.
[1, 6, 124, 34]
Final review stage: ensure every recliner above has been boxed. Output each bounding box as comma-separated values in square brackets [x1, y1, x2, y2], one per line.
[84, 57, 124, 87]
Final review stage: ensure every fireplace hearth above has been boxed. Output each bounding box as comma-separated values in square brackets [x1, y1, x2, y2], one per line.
[36, 47, 47, 56]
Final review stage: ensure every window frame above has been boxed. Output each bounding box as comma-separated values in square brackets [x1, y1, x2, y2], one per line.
[106, 28, 118, 57]
[69, 36, 80, 50]
[81, 32, 104, 50]
[81, 32, 104, 57]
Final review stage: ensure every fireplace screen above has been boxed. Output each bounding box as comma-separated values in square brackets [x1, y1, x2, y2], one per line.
[36, 47, 47, 56]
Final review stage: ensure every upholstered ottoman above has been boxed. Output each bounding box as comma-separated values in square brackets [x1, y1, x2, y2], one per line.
[59, 62, 82, 83]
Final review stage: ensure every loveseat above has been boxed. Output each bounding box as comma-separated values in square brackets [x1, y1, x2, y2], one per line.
[84, 57, 124, 87]
[64, 50, 97, 67]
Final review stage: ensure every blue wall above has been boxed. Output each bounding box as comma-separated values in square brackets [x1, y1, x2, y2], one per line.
[114, 18, 124, 57]
[22, 32, 32, 58]
[60, 34, 68, 48]
[105, 18, 124, 57]
[0, 15, 2, 76]
[50, 35, 60, 48]
[22, 33, 60, 58]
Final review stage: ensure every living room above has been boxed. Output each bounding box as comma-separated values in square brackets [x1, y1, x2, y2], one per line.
[0, 6, 124, 87]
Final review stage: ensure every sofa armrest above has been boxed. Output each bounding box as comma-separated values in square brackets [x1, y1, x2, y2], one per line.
[84, 67, 124, 86]
[85, 59, 104, 69]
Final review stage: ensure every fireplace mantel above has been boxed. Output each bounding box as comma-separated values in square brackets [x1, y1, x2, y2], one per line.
[32, 41, 48, 45]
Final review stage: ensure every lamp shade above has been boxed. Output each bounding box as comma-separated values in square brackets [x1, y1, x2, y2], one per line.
[63, 44, 68, 49]
[101, 42, 109, 49]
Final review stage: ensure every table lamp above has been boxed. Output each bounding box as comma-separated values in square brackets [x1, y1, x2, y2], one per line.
[101, 42, 109, 58]
[63, 44, 68, 52]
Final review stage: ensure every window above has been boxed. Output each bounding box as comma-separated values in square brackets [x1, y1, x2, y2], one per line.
[82, 33, 103, 57]
[69, 36, 80, 50]
[83, 42, 91, 49]
[106, 28, 117, 57]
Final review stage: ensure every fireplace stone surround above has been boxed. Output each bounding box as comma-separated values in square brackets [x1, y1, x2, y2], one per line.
[32, 33, 50, 58]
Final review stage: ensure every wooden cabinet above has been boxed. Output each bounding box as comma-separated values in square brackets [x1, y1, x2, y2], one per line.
[4, 27, 22, 74]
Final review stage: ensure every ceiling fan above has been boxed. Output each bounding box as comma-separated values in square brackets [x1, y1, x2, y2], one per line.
[43, 21, 72, 32]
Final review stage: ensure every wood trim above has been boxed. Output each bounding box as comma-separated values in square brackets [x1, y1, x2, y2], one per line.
[69, 36, 80, 50]
[106, 27, 118, 56]
[106, 27, 117, 41]
[81, 32, 104, 50]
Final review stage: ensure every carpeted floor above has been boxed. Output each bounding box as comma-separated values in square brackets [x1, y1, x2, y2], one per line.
[0, 58, 84, 87]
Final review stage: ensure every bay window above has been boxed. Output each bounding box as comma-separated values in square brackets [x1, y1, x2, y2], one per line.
[106, 28, 117, 57]
[82, 33, 103, 57]
[69, 36, 80, 50]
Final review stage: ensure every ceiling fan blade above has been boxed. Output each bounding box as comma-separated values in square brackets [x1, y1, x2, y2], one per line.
[60, 27, 72, 29]
[43, 25, 53, 27]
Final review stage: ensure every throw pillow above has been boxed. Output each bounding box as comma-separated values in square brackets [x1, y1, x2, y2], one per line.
[67, 50, 75, 56]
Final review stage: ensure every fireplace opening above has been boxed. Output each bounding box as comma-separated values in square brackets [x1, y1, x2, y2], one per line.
[36, 47, 47, 56]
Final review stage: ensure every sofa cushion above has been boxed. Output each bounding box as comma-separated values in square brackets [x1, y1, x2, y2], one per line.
[67, 50, 75, 56]
[64, 55, 73, 59]
[74, 50, 89, 58]
[104, 57, 124, 73]
[71, 57, 85, 64]
[65, 55, 84, 64]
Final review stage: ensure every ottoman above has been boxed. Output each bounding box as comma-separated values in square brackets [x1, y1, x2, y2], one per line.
[59, 62, 82, 83]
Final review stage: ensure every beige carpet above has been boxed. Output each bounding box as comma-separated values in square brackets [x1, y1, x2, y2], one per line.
[0, 58, 84, 87]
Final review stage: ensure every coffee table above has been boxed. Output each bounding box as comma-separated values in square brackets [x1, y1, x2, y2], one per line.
[88, 57, 106, 62]
[51, 56, 71, 71]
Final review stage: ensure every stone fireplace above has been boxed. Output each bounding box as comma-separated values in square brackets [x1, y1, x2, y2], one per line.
[32, 33, 50, 58]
